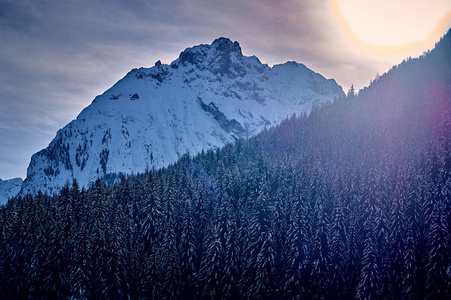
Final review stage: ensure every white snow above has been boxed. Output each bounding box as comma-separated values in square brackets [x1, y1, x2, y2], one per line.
[19, 37, 344, 196]
[0, 178, 22, 205]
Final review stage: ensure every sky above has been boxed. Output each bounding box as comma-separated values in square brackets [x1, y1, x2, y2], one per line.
[0, 0, 450, 180]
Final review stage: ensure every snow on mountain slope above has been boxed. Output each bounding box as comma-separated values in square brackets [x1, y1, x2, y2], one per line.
[20, 37, 344, 196]
[0, 178, 22, 205]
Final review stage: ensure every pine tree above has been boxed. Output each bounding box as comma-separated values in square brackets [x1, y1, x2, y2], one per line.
[142, 249, 163, 299]
[222, 213, 241, 299]
[161, 179, 182, 299]
[179, 202, 198, 299]
[100, 201, 125, 299]
[68, 224, 92, 300]
[200, 225, 224, 299]
[329, 196, 347, 299]
[240, 173, 272, 298]
[389, 176, 407, 298]
[357, 216, 379, 300]
[344, 205, 362, 300]
[250, 230, 277, 299]
[309, 208, 330, 299]
[402, 174, 425, 299]
[284, 188, 312, 299]
[425, 194, 450, 299]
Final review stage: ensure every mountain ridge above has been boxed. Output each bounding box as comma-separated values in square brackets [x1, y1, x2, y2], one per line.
[19, 37, 344, 196]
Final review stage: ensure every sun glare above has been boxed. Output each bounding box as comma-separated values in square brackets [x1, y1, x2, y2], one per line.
[330, 0, 451, 58]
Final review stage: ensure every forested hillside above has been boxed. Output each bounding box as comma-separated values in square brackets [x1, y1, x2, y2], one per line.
[0, 30, 450, 299]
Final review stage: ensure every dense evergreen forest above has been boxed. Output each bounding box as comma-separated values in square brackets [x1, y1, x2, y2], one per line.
[1, 31, 451, 299]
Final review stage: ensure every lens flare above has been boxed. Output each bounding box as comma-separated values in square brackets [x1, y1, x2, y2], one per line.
[329, 0, 451, 59]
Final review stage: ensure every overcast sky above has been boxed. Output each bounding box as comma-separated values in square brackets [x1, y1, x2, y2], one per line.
[1, 0, 450, 180]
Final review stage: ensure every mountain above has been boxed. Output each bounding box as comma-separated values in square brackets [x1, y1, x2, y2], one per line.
[19, 37, 343, 196]
[0, 178, 22, 205]
[3, 30, 451, 299]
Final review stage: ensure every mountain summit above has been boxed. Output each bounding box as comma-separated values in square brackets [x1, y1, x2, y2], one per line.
[20, 38, 344, 196]
[174, 37, 243, 74]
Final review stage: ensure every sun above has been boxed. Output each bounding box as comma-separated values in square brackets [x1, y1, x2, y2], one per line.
[330, 0, 451, 57]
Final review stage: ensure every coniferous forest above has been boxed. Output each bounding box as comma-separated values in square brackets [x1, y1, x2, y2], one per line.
[1, 31, 451, 299]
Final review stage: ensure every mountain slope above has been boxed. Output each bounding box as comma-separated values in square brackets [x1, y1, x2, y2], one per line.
[3, 30, 451, 299]
[0, 178, 22, 205]
[20, 37, 343, 196]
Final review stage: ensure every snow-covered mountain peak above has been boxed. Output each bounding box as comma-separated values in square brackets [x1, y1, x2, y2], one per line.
[20, 38, 344, 196]
[210, 37, 242, 57]
[170, 37, 248, 76]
